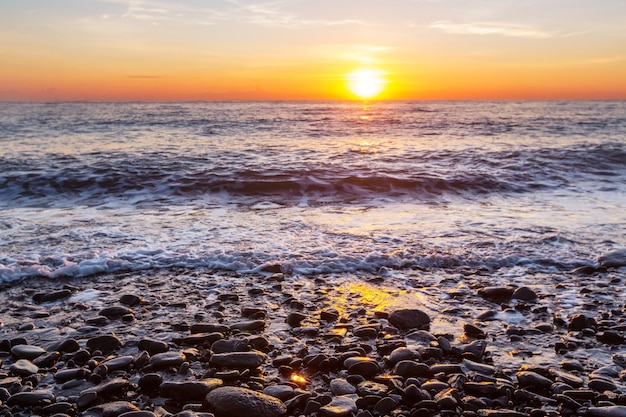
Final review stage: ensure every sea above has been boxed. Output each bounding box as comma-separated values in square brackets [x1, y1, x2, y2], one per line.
[1, 100, 625, 286]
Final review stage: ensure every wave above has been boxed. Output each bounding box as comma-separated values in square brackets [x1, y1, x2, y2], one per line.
[0, 244, 595, 285]
[1, 142, 624, 207]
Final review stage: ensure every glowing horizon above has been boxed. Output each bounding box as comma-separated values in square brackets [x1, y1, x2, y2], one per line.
[1, 1, 626, 101]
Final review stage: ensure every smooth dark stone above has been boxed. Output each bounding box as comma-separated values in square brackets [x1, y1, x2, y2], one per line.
[86, 334, 122, 353]
[516, 371, 553, 389]
[33, 351, 60, 367]
[119, 412, 158, 417]
[512, 286, 538, 301]
[357, 381, 389, 396]
[92, 377, 131, 397]
[54, 367, 90, 382]
[137, 338, 169, 355]
[33, 289, 72, 303]
[102, 355, 134, 371]
[330, 378, 356, 395]
[548, 369, 583, 388]
[598, 249, 626, 268]
[211, 337, 249, 354]
[7, 390, 55, 406]
[586, 406, 626, 417]
[478, 286, 515, 301]
[138, 373, 162, 392]
[286, 312, 307, 327]
[11, 344, 46, 360]
[393, 360, 432, 378]
[597, 331, 624, 345]
[320, 309, 339, 322]
[190, 323, 230, 334]
[209, 351, 266, 368]
[343, 357, 381, 377]
[149, 351, 186, 369]
[42, 401, 75, 415]
[119, 294, 143, 306]
[568, 314, 596, 331]
[263, 385, 294, 401]
[160, 379, 223, 401]
[374, 396, 398, 415]
[463, 358, 496, 375]
[319, 396, 357, 417]
[388, 309, 431, 331]
[175, 332, 224, 346]
[388, 347, 419, 364]
[86, 400, 140, 417]
[464, 382, 500, 397]
[206, 386, 287, 417]
[10, 359, 39, 376]
[99, 306, 133, 318]
[589, 378, 617, 392]
[464, 323, 487, 338]
[230, 320, 265, 331]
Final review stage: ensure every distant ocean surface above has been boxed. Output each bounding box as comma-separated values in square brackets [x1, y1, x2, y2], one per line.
[1, 101, 625, 283]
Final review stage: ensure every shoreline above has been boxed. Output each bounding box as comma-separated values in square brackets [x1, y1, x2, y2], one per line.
[0, 267, 625, 416]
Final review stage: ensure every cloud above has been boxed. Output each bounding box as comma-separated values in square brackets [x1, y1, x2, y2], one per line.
[430, 20, 554, 39]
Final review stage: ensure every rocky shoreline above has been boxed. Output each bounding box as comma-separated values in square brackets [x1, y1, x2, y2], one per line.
[0, 265, 625, 417]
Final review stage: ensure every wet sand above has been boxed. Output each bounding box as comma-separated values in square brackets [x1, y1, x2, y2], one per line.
[0, 267, 625, 416]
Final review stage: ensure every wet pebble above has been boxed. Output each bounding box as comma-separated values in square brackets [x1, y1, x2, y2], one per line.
[209, 351, 267, 368]
[206, 386, 287, 417]
[388, 309, 431, 331]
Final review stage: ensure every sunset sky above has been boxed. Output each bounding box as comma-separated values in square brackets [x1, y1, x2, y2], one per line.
[1, 0, 626, 101]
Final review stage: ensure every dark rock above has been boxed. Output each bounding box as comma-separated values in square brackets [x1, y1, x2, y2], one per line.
[86, 334, 122, 353]
[7, 390, 55, 407]
[33, 289, 72, 303]
[374, 396, 398, 415]
[512, 286, 537, 301]
[321, 309, 339, 322]
[597, 330, 624, 345]
[343, 357, 381, 377]
[209, 351, 267, 368]
[393, 360, 432, 378]
[138, 373, 162, 393]
[230, 320, 265, 331]
[319, 396, 357, 417]
[206, 386, 287, 417]
[56, 338, 81, 353]
[149, 351, 186, 369]
[330, 378, 356, 395]
[93, 377, 131, 397]
[190, 323, 230, 334]
[263, 385, 294, 401]
[589, 378, 617, 392]
[175, 332, 224, 346]
[9, 359, 39, 376]
[138, 338, 169, 355]
[598, 249, 626, 268]
[54, 367, 90, 382]
[160, 379, 223, 401]
[120, 294, 143, 306]
[568, 314, 596, 331]
[86, 401, 140, 417]
[286, 312, 307, 327]
[516, 371, 552, 390]
[586, 406, 626, 417]
[102, 355, 134, 371]
[211, 337, 249, 354]
[119, 412, 158, 417]
[464, 323, 487, 339]
[11, 344, 46, 360]
[42, 401, 75, 415]
[478, 286, 515, 301]
[99, 306, 133, 318]
[357, 381, 389, 396]
[388, 309, 430, 331]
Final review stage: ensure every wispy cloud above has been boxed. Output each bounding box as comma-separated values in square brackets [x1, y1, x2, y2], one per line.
[430, 20, 554, 39]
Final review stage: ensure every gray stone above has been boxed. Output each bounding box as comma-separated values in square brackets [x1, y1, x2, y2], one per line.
[516, 371, 552, 389]
[87, 401, 140, 417]
[102, 355, 134, 371]
[206, 386, 287, 417]
[511, 286, 538, 301]
[99, 306, 133, 318]
[343, 356, 381, 377]
[388, 309, 431, 331]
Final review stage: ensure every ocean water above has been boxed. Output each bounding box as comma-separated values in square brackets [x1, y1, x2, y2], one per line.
[1, 100, 625, 284]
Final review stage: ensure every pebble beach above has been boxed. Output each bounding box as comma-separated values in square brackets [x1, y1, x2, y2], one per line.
[1, 252, 625, 417]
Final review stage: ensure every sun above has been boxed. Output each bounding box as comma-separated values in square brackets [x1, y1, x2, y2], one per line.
[347, 69, 387, 100]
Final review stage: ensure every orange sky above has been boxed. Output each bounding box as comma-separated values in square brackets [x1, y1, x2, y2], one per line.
[2, 1, 626, 101]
